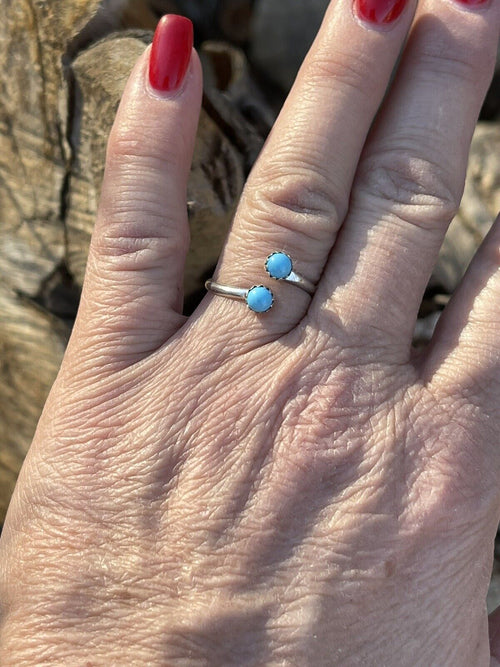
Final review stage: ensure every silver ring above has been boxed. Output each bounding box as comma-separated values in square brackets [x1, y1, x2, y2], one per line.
[205, 280, 274, 313]
[265, 252, 316, 295]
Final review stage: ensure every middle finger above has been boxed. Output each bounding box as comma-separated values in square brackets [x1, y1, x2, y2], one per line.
[200, 0, 416, 342]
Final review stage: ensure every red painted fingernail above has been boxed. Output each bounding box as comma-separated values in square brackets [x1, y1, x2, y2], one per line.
[452, 0, 488, 6]
[149, 15, 193, 92]
[355, 0, 407, 24]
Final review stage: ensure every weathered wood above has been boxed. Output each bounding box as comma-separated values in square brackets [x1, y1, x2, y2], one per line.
[432, 124, 500, 293]
[0, 284, 68, 518]
[0, 0, 102, 519]
[0, 0, 270, 522]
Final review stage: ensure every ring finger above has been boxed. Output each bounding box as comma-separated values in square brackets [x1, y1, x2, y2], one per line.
[316, 0, 499, 352]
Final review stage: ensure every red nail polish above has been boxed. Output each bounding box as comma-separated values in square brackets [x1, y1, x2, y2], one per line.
[453, 0, 488, 6]
[149, 15, 193, 92]
[355, 0, 407, 24]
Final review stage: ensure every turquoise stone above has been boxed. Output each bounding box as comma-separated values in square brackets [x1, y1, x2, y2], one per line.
[246, 286, 273, 313]
[266, 252, 292, 279]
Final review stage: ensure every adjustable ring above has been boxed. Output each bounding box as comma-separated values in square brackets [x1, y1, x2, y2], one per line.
[205, 281, 274, 313]
[265, 252, 316, 295]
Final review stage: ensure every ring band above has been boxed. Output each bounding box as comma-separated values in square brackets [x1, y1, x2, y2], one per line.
[205, 281, 274, 313]
[205, 253, 315, 312]
[265, 252, 316, 295]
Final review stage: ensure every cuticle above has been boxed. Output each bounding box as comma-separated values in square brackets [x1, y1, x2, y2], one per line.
[144, 49, 194, 102]
[351, 0, 410, 31]
[444, 0, 491, 12]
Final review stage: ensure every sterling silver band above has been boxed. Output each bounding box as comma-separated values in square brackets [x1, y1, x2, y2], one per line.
[205, 280, 274, 313]
[265, 252, 316, 295]
[204, 280, 247, 301]
[281, 270, 316, 295]
[205, 253, 316, 314]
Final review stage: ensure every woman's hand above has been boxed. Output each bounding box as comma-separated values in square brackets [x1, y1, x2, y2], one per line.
[1, 4, 499, 665]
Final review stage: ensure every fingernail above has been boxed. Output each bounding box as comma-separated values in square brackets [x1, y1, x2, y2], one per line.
[452, 0, 489, 7]
[355, 0, 407, 24]
[149, 15, 193, 93]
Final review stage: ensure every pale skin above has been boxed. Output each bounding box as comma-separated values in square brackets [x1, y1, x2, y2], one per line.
[0, 0, 500, 664]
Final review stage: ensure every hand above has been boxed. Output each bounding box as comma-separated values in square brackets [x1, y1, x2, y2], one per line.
[1, 5, 499, 665]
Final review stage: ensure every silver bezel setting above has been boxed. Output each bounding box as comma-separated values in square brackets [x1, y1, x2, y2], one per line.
[245, 284, 275, 312]
[265, 251, 293, 280]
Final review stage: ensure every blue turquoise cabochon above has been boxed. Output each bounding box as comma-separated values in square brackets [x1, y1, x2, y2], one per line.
[266, 252, 293, 279]
[246, 286, 274, 312]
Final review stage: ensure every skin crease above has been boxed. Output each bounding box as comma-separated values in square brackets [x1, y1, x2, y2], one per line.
[1, 0, 500, 665]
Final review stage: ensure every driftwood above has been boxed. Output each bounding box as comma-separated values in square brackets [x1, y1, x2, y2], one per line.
[432, 124, 500, 293]
[0, 0, 271, 523]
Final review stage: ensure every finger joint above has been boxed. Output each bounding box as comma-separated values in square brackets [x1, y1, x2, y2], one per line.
[358, 151, 461, 231]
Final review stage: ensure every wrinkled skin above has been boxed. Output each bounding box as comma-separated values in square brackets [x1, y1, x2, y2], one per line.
[1, 1, 500, 665]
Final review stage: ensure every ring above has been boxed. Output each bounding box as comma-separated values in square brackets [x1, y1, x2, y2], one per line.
[265, 252, 316, 295]
[205, 281, 274, 313]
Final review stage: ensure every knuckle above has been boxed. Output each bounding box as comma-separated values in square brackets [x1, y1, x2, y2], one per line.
[413, 28, 496, 91]
[93, 197, 188, 271]
[106, 123, 178, 172]
[305, 48, 377, 97]
[358, 151, 460, 229]
[245, 167, 346, 248]
[107, 124, 144, 165]
[93, 222, 187, 274]
[415, 49, 481, 88]
[94, 233, 175, 272]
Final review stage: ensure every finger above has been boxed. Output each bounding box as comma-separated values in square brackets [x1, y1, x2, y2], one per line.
[199, 0, 416, 340]
[316, 0, 499, 350]
[72, 16, 202, 367]
[421, 214, 500, 393]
